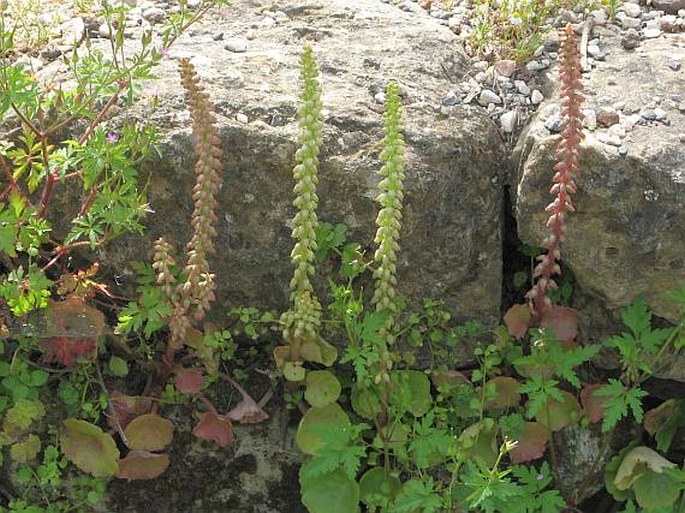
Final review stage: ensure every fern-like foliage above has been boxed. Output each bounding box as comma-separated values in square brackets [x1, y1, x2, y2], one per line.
[527, 23, 584, 316]
[372, 81, 406, 336]
[281, 43, 325, 363]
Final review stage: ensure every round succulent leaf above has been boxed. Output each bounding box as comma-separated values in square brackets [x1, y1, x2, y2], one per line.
[305, 370, 341, 407]
[300, 467, 360, 513]
[643, 399, 676, 436]
[509, 422, 551, 463]
[359, 467, 401, 507]
[117, 450, 170, 480]
[580, 384, 606, 424]
[389, 370, 432, 417]
[484, 376, 522, 411]
[174, 368, 204, 394]
[296, 403, 350, 456]
[614, 446, 677, 491]
[540, 306, 579, 342]
[504, 304, 532, 339]
[124, 414, 174, 452]
[458, 418, 498, 468]
[534, 390, 580, 432]
[372, 421, 410, 452]
[632, 469, 681, 511]
[61, 418, 120, 477]
[283, 361, 306, 382]
[192, 411, 233, 447]
[351, 385, 381, 420]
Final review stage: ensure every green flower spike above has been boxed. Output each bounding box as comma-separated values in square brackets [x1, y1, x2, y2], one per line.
[281, 43, 325, 365]
[372, 81, 406, 337]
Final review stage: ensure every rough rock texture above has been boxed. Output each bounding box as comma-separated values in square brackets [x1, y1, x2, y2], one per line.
[97, 0, 507, 326]
[512, 34, 685, 347]
[105, 404, 305, 513]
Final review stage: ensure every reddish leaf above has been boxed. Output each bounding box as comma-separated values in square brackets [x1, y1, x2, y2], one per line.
[124, 414, 174, 452]
[224, 375, 268, 424]
[175, 368, 204, 394]
[580, 384, 606, 424]
[117, 450, 170, 480]
[643, 400, 676, 436]
[510, 422, 551, 463]
[431, 370, 471, 389]
[540, 306, 579, 342]
[484, 376, 522, 411]
[227, 397, 268, 424]
[109, 392, 150, 431]
[504, 304, 531, 339]
[192, 412, 233, 447]
[39, 298, 103, 366]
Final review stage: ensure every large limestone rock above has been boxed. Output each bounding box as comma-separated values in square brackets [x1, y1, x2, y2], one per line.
[101, 0, 507, 324]
[512, 31, 685, 324]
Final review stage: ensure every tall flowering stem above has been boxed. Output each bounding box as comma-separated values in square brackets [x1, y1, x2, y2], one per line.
[156, 58, 223, 359]
[527, 24, 584, 317]
[280, 43, 324, 366]
[372, 82, 406, 339]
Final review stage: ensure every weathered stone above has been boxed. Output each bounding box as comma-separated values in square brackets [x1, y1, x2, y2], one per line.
[512, 36, 685, 373]
[653, 0, 685, 14]
[95, 0, 506, 330]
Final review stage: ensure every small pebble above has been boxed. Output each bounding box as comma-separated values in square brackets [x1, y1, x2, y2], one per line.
[515, 80, 531, 96]
[142, 7, 166, 23]
[623, 2, 642, 17]
[582, 108, 597, 128]
[531, 89, 544, 105]
[500, 110, 517, 133]
[653, 107, 668, 121]
[225, 38, 248, 53]
[374, 92, 386, 104]
[618, 145, 628, 156]
[643, 27, 663, 38]
[442, 90, 460, 106]
[236, 113, 249, 124]
[622, 28, 641, 49]
[597, 108, 620, 128]
[545, 113, 563, 132]
[479, 89, 502, 105]
[640, 108, 657, 120]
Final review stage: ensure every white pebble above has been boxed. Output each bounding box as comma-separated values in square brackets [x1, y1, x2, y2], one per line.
[531, 89, 544, 105]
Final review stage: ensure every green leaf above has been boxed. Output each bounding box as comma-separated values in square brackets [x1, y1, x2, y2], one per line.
[108, 355, 129, 377]
[61, 418, 120, 477]
[614, 446, 677, 491]
[305, 370, 341, 408]
[300, 467, 360, 513]
[633, 470, 682, 511]
[296, 403, 350, 456]
[389, 478, 443, 513]
[124, 414, 174, 452]
[359, 467, 401, 508]
[389, 370, 432, 417]
[596, 380, 648, 432]
[10, 434, 41, 463]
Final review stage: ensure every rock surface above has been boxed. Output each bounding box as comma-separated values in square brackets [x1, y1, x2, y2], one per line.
[512, 33, 685, 374]
[101, 0, 507, 325]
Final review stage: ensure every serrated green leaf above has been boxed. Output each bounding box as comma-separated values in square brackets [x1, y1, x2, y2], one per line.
[10, 434, 41, 463]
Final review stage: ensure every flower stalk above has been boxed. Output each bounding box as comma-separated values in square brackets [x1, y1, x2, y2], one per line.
[280, 43, 324, 365]
[527, 24, 584, 316]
